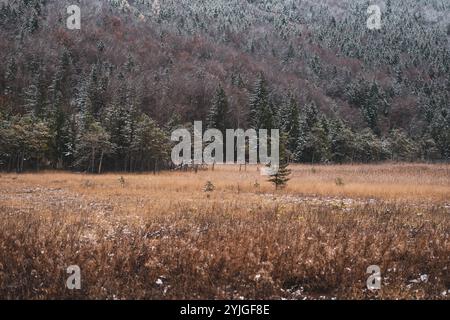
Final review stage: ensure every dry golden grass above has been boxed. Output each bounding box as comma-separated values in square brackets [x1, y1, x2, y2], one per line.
[0, 163, 449, 299]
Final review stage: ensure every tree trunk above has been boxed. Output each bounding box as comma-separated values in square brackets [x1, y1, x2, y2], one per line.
[16, 153, 20, 173]
[20, 152, 24, 173]
[91, 147, 96, 173]
[98, 151, 104, 174]
[7, 156, 12, 172]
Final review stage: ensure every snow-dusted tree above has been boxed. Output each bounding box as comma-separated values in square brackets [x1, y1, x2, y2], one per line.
[430, 108, 450, 160]
[385, 129, 418, 162]
[329, 119, 356, 164]
[5, 114, 50, 172]
[282, 94, 300, 155]
[74, 121, 114, 173]
[207, 85, 231, 132]
[249, 74, 269, 130]
[103, 73, 141, 171]
[3, 56, 17, 96]
[131, 114, 170, 172]
[22, 62, 46, 118]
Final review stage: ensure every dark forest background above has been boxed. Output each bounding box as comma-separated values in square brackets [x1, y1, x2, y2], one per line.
[0, 0, 449, 173]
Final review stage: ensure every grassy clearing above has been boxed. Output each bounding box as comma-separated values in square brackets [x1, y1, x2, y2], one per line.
[0, 164, 449, 299]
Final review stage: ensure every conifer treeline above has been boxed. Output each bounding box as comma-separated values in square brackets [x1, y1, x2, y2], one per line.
[0, 0, 449, 172]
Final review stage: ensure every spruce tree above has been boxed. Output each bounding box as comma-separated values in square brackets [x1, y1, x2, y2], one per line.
[268, 133, 291, 190]
[74, 122, 113, 173]
[4, 56, 17, 96]
[362, 82, 381, 133]
[283, 94, 300, 154]
[207, 85, 231, 132]
[47, 88, 69, 169]
[23, 63, 46, 118]
[132, 114, 169, 172]
[329, 119, 355, 163]
[104, 74, 140, 171]
[249, 73, 269, 129]
[259, 101, 275, 130]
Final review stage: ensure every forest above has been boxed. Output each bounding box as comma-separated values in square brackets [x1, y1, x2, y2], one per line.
[0, 0, 449, 172]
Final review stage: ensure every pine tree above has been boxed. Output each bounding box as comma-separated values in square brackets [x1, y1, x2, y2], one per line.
[46, 53, 73, 168]
[362, 82, 381, 133]
[0, 112, 12, 170]
[165, 112, 183, 133]
[329, 119, 355, 163]
[303, 102, 319, 129]
[259, 101, 275, 130]
[268, 133, 291, 190]
[104, 74, 140, 171]
[47, 87, 69, 169]
[74, 72, 94, 128]
[132, 114, 169, 172]
[353, 129, 387, 163]
[23, 66, 46, 118]
[305, 122, 331, 163]
[283, 94, 300, 154]
[87, 64, 104, 116]
[249, 73, 269, 129]
[283, 43, 295, 63]
[294, 102, 323, 162]
[7, 114, 50, 172]
[430, 108, 450, 160]
[26, 9, 40, 34]
[420, 134, 440, 161]
[386, 129, 418, 161]
[207, 85, 231, 132]
[4, 56, 17, 96]
[74, 122, 113, 173]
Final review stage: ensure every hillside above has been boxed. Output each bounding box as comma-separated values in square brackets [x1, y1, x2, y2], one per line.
[0, 0, 449, 172]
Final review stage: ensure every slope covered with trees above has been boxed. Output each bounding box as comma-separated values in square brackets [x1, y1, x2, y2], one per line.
[0, 0, 449, 172]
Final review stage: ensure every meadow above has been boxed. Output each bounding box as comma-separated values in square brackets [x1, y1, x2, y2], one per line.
[0, 164, 449, 299]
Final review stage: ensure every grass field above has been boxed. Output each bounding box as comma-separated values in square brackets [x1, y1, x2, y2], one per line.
[0, 164, 449, 299]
